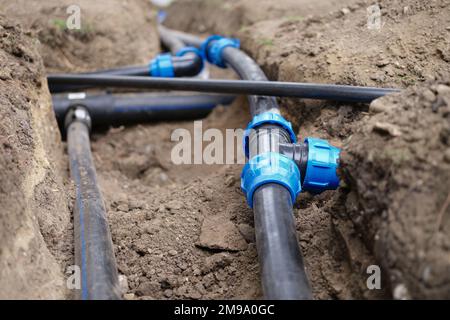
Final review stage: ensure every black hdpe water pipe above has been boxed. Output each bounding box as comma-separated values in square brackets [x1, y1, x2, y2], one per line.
[67, 107, 121, 300]
[52, 92, 234, 130]
[166, 27, 314, 299]
[222, 42, 313, 300]
[47, 74, 399, 103]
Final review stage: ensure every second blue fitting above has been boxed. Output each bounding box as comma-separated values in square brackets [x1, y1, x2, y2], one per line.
[201, 35, 240, 68]
[241, 152, 301, 208]
[302, 137, 340, 194]
[149, 54, 175, 77]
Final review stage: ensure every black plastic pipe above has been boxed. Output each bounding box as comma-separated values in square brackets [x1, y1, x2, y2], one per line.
[47, 74, 399, 102]
[219, 44, 313, 299]
[49, 55, 204, 93]
[159, 25, 204, 48]
[253, 184, 313, 299]
[53, 93, 234, 130]
[67, 112, 121, 300]
[163, 27, 315, 298]
[158, 24, 186, 53]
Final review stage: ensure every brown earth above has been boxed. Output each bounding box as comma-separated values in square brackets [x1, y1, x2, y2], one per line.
[0, 0, 449, 299]
[0, 15, 71, 299]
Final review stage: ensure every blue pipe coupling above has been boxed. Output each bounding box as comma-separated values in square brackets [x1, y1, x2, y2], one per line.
[241, 152, 301, 208]
[240, 114, 341, 207]
[149, 54, 175, 77]
[243, 112, 297, 158]
[201, 35, 240, 68]
[303, 137, 340, 194]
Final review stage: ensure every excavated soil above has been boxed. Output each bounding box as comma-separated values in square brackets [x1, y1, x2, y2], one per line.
[0, 0, 449, 299]
[0, 15, 71, 299]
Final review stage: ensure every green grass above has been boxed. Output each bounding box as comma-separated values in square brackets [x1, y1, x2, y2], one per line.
[285, 15, 304, 22]
[259, 38, 274, 47]
[52, 19, 67, 30]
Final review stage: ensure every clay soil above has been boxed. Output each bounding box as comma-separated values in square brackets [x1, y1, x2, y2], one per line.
[0, 0, 449, 299]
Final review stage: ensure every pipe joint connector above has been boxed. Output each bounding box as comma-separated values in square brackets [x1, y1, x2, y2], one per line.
[64, 106, 92, 132]
[279, 138, 341, 194]
[150, 53, 175, 77]
[201, 35, 240, 68]
[241, 152, 301, 208]
[302, 137, 340, 194]
[244, 112, 297, 158]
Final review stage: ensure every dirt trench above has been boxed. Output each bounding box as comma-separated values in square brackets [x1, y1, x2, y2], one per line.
[0, 0, 449, 299]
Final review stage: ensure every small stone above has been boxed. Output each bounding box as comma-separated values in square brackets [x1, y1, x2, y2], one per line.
[0, 69, 11, 81]
[341, 8, 350, 15]
[178, 262, 188, 271]
[369, 99, 389, 114]
[376, 59, 390, 67]
[166, 200, 183, 211]
[129, 199, 144, 210]
[202, 253, 233, 274]
[135, 281, 160, 296]
[373, 122, 402, 137]
[163, 289, 173, 298]
[193, 268, 201, 276]
[168, 249, 178, 256]
[117, 203, 129, 212]
[237, 223, 256, 243]
[422, 89, 436, 102]
[118, 274, 129, 294]
[436, 84, 450, 96]
[444, 149, 450, 163]
[225, 175, 235, 187]
[393, 284, 410, 300]
[123, 293, 135, 300]
[196, 215, 247, 251]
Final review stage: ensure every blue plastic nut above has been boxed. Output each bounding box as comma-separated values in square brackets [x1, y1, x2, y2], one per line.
[241, 152, 301, 208]
[302, 137, 340, 194]
[243, 112, 297, 158]
[149, 54, 175, 77]
[201, 35, 240, 68]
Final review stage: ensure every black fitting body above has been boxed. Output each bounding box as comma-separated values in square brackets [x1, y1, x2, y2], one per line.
[172, 52, 203, 77]
[279, 142, 309, 185]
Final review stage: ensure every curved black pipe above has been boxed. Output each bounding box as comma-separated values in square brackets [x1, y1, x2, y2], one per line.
[172, 52, 204, 77]
[222, 46, 279, 116]
[53, 93, 234, 130]
[158, 24, 186, 53]
[159, 25, 204, 48]
[47, 74, 399, 102]
[67, 114, 121, 300]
